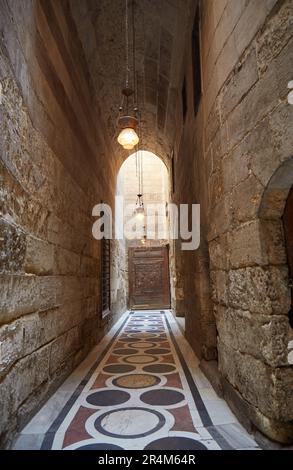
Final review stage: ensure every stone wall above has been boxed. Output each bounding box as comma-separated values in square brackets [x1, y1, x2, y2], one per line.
[173, 0, 293, 443]
[0, 0, 126, 447]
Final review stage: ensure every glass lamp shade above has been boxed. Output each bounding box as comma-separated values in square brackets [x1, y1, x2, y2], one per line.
[117, 127, 139, 150]
[135, 206, 145, 221]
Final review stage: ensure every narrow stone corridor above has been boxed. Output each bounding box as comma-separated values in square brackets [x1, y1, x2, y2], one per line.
[13, 311, 258, 451]
[1, 0, 293, 452]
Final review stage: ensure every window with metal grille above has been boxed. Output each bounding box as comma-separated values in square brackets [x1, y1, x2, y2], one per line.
[101, 238, 111, 316]
[192, 4, 202, 116]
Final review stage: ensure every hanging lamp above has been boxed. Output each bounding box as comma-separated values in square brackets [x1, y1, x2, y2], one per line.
[117, 0, 139, 150]
[135, 193, 144, 221]
[134, 145, 145, 222]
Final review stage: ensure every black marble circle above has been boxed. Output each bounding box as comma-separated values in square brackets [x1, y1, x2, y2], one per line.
[140, 389, 185, 406]
[76, 443, 124, 450]
[103, 364, 136, 374]
[112, 348, 139, 355]
[145, 348, 171, 355]
[145, 437, 208, 450]
[94, 407, 165, 439]
[86, 390, 130, 407]
[143, 364, 176, 374]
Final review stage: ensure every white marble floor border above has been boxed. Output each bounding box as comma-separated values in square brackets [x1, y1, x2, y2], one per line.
[12, 309, 259, 450]
[12, 311, 129, 450]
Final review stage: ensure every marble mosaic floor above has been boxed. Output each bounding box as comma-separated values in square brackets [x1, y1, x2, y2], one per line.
[13, 311, 259, 450]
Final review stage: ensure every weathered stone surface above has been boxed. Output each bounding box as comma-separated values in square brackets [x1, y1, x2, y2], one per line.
[228, 267, 270, 313]
[228, 220, 266, 268]
[218, 339, 277, 419]
[231, 175, 264, 223]
[246, 117, 280, 187]
[208, 194, 232, 240]
[0, 218, 26, 273]
[268, 266, 291, 315]
[259, 220, 287, 265]
[0, 321, 23, 377]
[215, 306, 289, 366]
[221, 143, 250, 194]
[210, 270, 228, 305]
[228, 266, 290, 315]
[49, 326, 80, 374]
[256, 1, 293, 74]
[209, 235, 229, 271]
[221, 47, 258, 120]
[270, 101, 293, 164]
[55, 246, 80, 276]
[24, 236, 54, 275]
[227, 64, 278, 151]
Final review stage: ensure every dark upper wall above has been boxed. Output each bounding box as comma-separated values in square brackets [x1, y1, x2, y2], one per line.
[69, 0, 194, 167]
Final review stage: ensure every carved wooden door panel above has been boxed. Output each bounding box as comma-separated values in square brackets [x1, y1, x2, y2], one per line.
[283, 185, 293, 316]
[129, 246, 171, 309]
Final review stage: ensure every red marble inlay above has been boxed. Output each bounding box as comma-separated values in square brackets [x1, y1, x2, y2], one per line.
[90, 373, 109, 389]
[62, 406, 96, 448]
[115, 341, 129, 347]
[164, 372, 183, 389]
[106, 354, 120, 364]
[161, 354, 175, 363]
[169, 405, 198, 433]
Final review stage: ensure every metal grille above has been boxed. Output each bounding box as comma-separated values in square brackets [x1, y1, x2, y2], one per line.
[102, 238, 111, 315]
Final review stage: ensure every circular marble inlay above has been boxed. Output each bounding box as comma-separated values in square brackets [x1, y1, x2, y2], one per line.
[112, 348, 139, 356]
[140, 389, 185, 406]
[145, 437, 207, 450]
[86, 390, 130, 407]
[103, 364, 136, 374]
[123, 355, 158, 364]
[76, 443, 124, 450]
[117, 338, 139, 343]
[95, 407, 165, 438]
[145, 337, 167, 343]
[143, 364, 176, 374]
[128, 342, 157, 349]
[113, 373, 160, 389]
[145, 348, 171, 355]
[127, 333, 160, 339]
[125, 329, 143, 333]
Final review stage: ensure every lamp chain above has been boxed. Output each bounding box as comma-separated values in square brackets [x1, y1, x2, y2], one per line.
[125, 0, 130, 88]
[132, 0, 137, 108]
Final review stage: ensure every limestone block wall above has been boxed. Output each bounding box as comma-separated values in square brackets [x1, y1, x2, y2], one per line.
[0, 0, 126, 447]
[173, 0, 293, 442]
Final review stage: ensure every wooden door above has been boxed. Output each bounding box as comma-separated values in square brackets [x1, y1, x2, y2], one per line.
[283, 185, 293, 320]
[129, 246, 171, 309]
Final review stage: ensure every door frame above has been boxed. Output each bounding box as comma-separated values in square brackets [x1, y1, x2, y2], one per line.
[128, 245, 171, 310]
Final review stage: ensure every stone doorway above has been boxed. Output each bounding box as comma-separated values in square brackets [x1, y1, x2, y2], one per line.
[129, 246, 171, 310]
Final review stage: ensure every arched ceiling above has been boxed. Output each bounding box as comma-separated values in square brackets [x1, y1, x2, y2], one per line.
[69, 0, 194, 168]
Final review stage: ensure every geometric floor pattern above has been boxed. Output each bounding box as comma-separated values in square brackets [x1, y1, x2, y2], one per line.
[13, 311, 259, 450]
